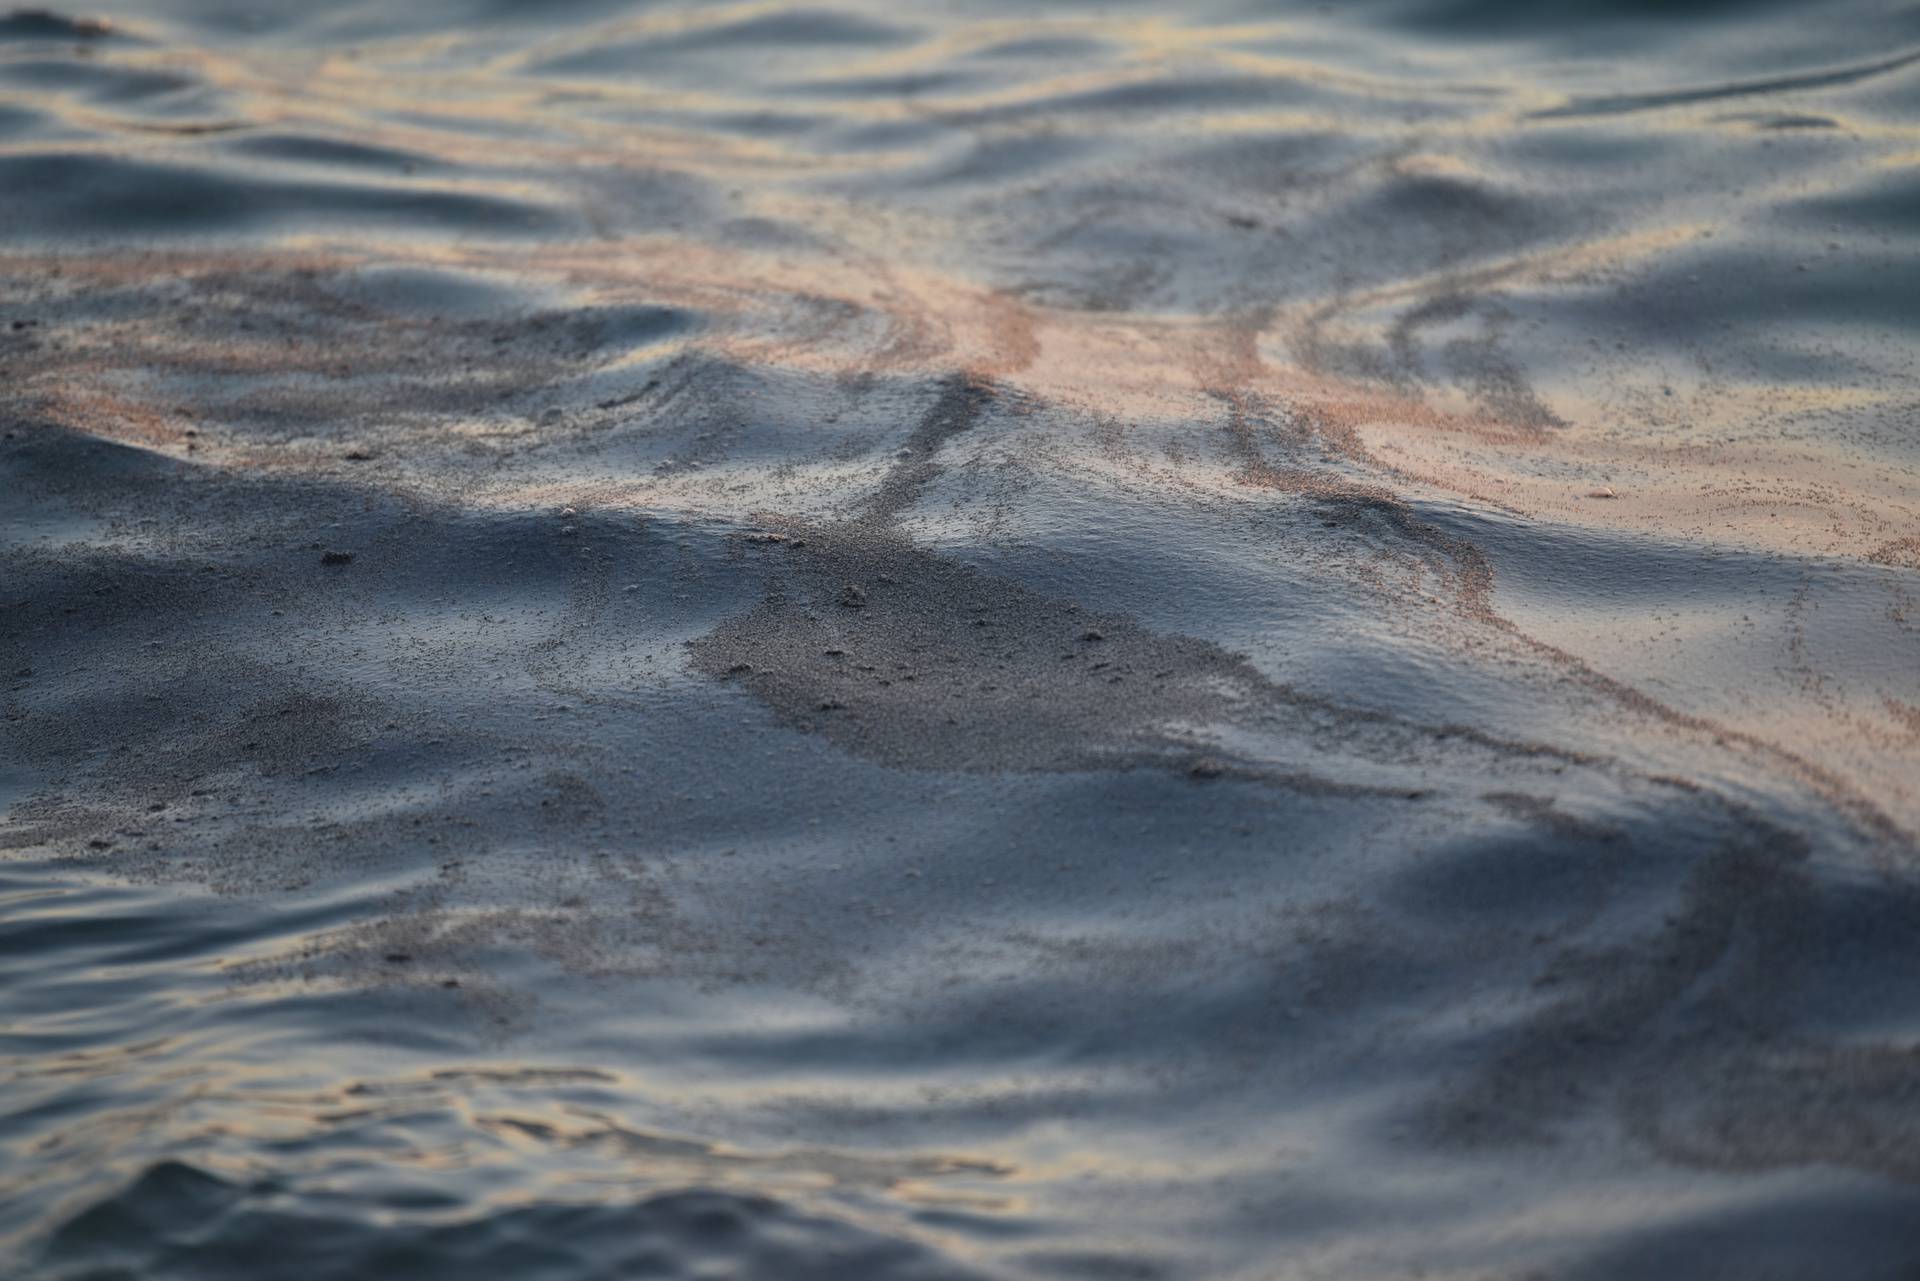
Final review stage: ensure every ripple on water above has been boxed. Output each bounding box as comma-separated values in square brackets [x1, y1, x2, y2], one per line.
[4, 0, 1920, 1276]
[41, 1163, 989, 1281]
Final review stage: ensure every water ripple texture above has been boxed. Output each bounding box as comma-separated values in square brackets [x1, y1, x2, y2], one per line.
[4, 0, 1920, 1277]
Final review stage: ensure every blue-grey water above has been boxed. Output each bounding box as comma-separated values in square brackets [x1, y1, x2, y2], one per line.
[4, 1, 1920, 1276]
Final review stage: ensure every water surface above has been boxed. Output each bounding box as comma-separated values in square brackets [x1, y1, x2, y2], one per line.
[5, 0, 1920, 1276]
